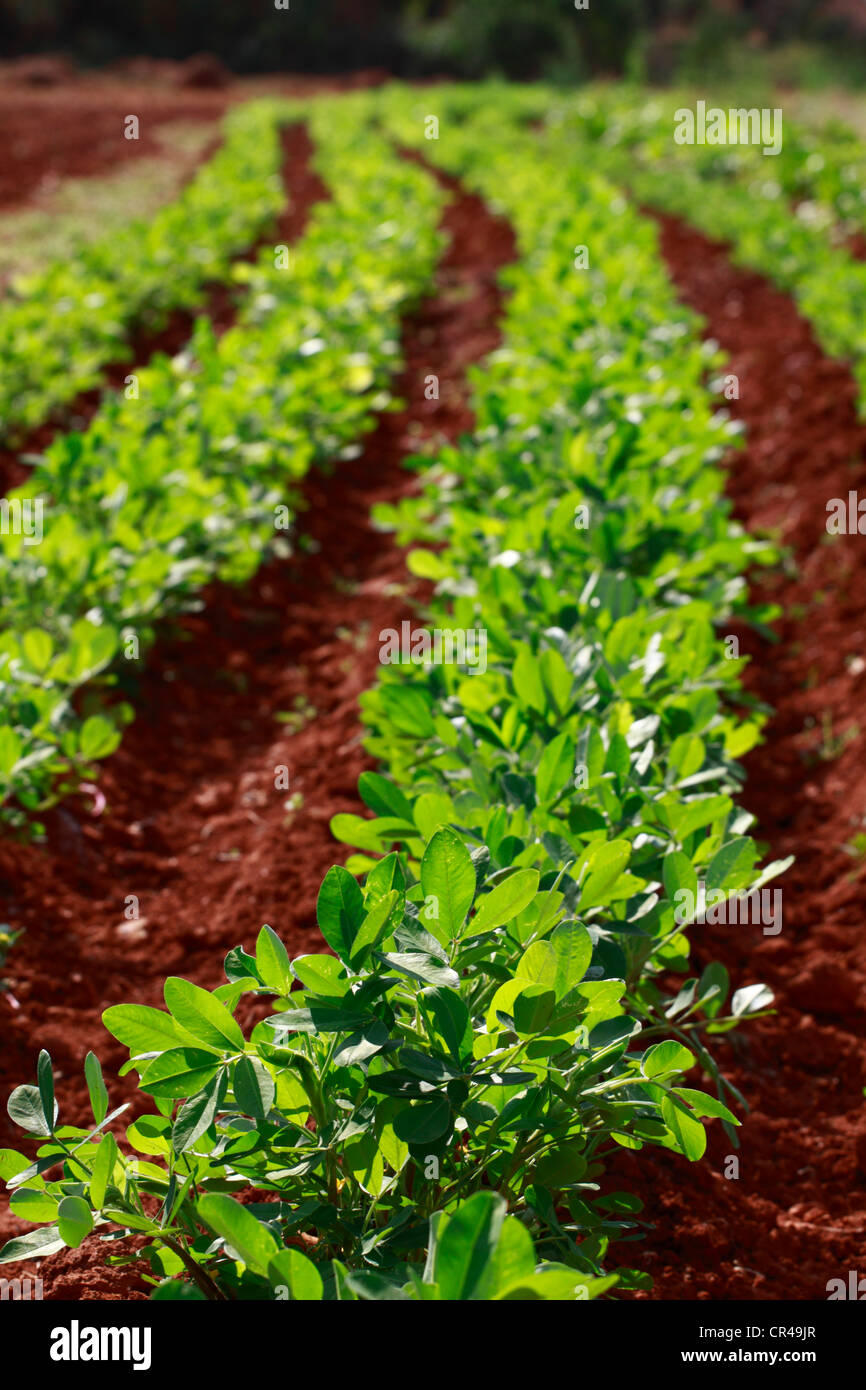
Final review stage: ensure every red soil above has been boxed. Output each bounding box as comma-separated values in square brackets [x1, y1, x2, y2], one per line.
[0, 85, 228, 214]
[0, 67, 390, 215]
[611, 210, 866, 1300]
[0, 143, 516, 1298]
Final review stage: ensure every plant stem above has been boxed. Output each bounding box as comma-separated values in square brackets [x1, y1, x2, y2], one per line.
[163, 1237, 230, 1301]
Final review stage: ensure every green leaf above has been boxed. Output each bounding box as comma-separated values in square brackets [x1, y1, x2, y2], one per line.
[127, 1115, 172, 1157]
[698, 961, 729, 1019]
[102, 1210, 158, 1234]
[420, 826, 476, 945]
[9, 1187, 59, 1222]
[58, 1195, 93, 1250]
[406, 548, 449, 580]
[706, 837, 757, 892]
[512, 646, 545, 713]
[331, 813, 413, 853]
[414, 792, 459, 842]
[533, 1141, 587, 1190]
[641, 1040, 696, 1079]
[198, 1193, 278, 1277]
[378, 951, 459, 989]
[0, 1225, 65, 1264]
[7, 1084, 53, 1137]
[364, 851, 406, 907]
[84, 1051, 109, 1125]
[662, 850, 698, 904]
[172, 1073, 227, 1153]
[316, 865, 366, 963]
[268, 1247, 324, 1301]
[420, 986, 471, 1063]
[164, 977, 245, 1052]
[513, 986, 556, 1035]
[0, 727, 22, 777]
[539, 648, 573, 716]
[661, 1094, 707, 1161]
[470, 869, 540, 935]
[89, 1132, 118, 1209]
[102, 1003, 202, 1055]
[332, 1259, 359, 1301]
[548, 919, 593, 1000]
[498, 1271, 617, 1301]
[267, 1003, 372, 1035]
[434, 1191, 507, 1300]
[139, 1048, 223, 1099]
[349, 891, 398, 967]
[535, 733, 575, 804]
[78, 715, 120, 762]
[0, 1149, 31, 1183]
[731, 983, 774, 1016]
[516, 940, 560, 993]
[291, 954, 350, 998]
[22, 628, 53, 672]
[342, 1270, 411, 1300]
[36, 1050, 55, 1132]
[472, 1214, 536, 1299]
[341, 1132, 386, 1197]
[378, 1123, 410, 1175]
[333, 1022, 389, 1067]
[577, 839, 631, 911]
[605, 732, 630, 780]
[357, 773, 414, 821]
[224, 945, 259, 984]
[255, 925, 293, 996]
[398, 1049, 457, 1083]
[576, 724, 606, 783]
[669, 733, 705, 780]
[233, 1056, 276, 1122]
[668, 794, 731, 841]
[674, 1088, 740, 1125]
[393, 1094, 452, 1145]
[381, 686, 435, 738]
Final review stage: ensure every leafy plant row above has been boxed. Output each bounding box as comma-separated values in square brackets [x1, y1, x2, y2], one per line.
[2, 87, 787, 1301]
[578, 84, 866, 240]
[0, 96, 445, 830]
[0, 102, 287, 440]
[554, 86, 866, 411]
[346, 83, 790, 1271]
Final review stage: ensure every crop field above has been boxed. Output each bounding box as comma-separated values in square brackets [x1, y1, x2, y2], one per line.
[0, 59, 864, 1333]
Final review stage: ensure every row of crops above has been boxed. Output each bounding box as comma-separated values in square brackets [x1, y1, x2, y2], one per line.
[558, 87, 866, 409]
[0, 83, 857, 1300]
[0, 97, 444, 829]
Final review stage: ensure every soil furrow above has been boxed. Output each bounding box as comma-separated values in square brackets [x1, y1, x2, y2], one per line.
[0, 155, 516, 1298]
[613, 209, 866, 1300]
[0, 89, 230, 215]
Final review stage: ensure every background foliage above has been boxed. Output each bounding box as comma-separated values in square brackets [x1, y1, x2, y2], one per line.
[0, 0, 864, 85]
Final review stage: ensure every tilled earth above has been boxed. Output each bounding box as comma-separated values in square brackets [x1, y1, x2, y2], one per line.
[612, 210, 866, 1301]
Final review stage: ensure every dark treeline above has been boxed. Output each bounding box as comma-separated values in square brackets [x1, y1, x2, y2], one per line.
[0, 0, 864, 83]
